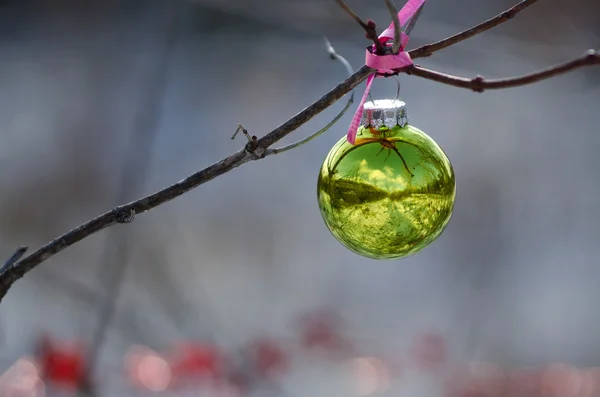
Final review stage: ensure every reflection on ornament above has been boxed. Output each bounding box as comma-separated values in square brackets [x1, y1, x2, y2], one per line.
[317, 99, 455, 259]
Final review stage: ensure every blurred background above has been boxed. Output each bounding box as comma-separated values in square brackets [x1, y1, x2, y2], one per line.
[0, 0, 599, 396]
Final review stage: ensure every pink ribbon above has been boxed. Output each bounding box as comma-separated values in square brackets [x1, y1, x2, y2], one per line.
[346, 0, 426, 144]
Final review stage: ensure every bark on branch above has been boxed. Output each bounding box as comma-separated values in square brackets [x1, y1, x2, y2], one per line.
[408, 0, 540, 59]
[406, 50, 600, 91]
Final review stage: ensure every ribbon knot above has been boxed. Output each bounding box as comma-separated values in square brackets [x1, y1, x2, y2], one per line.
[346, 0, 426, 144]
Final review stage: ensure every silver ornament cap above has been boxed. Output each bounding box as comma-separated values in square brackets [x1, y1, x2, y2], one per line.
[360, 99, 409, 129]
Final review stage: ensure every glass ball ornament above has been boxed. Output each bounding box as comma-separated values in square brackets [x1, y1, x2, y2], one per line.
[317, 99, 455, 260]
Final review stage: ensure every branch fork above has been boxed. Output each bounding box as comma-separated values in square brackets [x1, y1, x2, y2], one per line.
[1, 0, 598, 302]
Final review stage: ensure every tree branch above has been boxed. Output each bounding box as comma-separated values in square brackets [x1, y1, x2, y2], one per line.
[333, 0, 369, 31]
[406, 50, 599, 91]
[382, 0, 401, 54]
[251, 66, 372, 151]
[1, 0, 598, 303]
[1, 246, 28, 273]
[333, 0, 385, 55]
[409, 0, 539, 59]
[0, 65, 372, 302]
[268, 38, 355, 155]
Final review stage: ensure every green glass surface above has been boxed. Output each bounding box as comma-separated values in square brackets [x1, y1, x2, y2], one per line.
[317, 124, 456, 260]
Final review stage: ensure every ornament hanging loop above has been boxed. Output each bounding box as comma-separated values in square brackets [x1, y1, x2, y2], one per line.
[366, 75, 401, 105]
[393, 75, 401, 102]
[368, 89, 375, 106]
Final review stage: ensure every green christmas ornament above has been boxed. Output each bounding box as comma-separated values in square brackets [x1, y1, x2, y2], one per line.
[317, 99, 455, 260]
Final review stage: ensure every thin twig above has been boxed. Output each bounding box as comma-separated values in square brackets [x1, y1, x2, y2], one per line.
[382, 0, 400, 54]
[1, 246, 27, 273]
[78, 5, 180, 395]
[403, 2, 425, 36]
[333, 0, 385, 54]
[333, 0, 369, 31]
[232, 124, 253, 141]
[409, 0, 539, 59]
[406, 50, 599, 91]
[268, 38, 355, 155]
[232, 124, 258, 151]
[252, 66, 372, 150]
